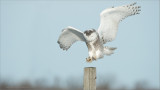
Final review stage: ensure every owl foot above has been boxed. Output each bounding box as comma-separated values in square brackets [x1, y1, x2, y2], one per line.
[86, 57, 92, 63]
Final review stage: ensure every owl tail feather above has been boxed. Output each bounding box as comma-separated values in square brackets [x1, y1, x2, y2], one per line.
[104, 46, 117, 55]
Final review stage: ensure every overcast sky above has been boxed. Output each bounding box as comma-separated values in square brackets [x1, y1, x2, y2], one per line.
[0, 0, 159, 88]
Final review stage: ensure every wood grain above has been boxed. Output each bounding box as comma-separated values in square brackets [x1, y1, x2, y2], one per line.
[83, 67, 96, 90]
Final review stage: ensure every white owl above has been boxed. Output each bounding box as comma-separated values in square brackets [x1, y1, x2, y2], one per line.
[57, 2, 141, 62]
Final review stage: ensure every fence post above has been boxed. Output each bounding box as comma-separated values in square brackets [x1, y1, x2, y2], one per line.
[83, 67, 96, 90]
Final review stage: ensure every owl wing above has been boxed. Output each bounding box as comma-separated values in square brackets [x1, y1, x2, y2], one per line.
[97, 2, 141, 44]
[57, 26, 86, 50]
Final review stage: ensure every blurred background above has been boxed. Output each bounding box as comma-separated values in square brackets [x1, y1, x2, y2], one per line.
[0, 0, 159, 90]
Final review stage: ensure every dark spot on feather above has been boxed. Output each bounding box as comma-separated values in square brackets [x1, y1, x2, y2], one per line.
[84, 29, 95, 36]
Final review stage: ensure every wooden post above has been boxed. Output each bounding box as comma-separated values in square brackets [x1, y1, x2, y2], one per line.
[83, 67, 96, 90]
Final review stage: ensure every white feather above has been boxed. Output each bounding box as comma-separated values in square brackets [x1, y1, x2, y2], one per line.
[98, 2, 141, 44]
[57, 26, 86, 50]
[96, 49, 103, 59]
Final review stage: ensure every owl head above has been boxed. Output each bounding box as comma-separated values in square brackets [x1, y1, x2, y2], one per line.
[84, 29, 98, 42]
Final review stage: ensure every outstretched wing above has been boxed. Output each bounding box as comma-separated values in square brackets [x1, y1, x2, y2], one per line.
[98, 2, 141, 44]
[57, 26, 86, 50]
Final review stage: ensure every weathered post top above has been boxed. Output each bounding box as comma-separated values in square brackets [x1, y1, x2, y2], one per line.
[83, 67, 96, 90]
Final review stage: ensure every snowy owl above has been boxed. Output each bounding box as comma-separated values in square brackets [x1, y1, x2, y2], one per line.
[57, 2, 141, 62]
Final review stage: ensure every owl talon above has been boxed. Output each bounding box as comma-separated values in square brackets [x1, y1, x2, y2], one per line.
[86, 57, 92, 63]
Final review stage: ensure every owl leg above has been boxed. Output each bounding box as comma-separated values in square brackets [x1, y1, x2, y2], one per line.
[86, 57, 93, 63]
[92, 56, 97, 61]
